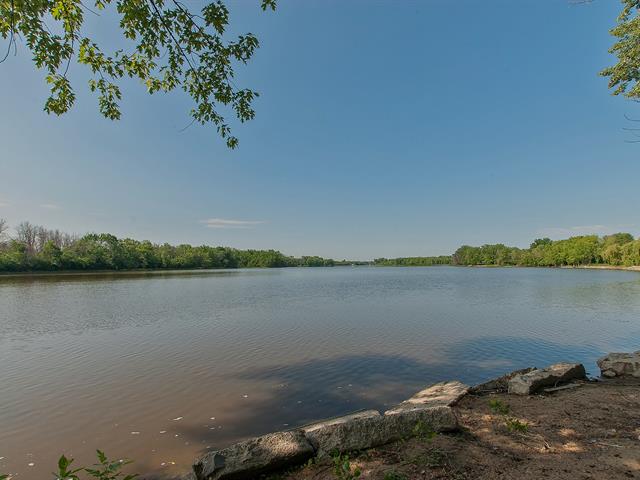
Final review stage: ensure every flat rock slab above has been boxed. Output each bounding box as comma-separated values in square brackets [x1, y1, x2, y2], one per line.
[303, 410, 385, 458]
[384, 381, 469, 414]
[382, 404, 458, 438]
[597, 352, 640, 378]
[303, 406, 458, 458]
[470, 368, 535, 394]
[193, 430, 314, 480]
[508, 363, 586, 395]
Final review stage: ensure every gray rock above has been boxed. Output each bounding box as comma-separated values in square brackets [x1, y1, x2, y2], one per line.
[303, 405, 458, 458]
[469, 368, 536, 394]
[597, 351, 640, 378]
[384, 381, 469, 414]
[303, 410, 386, 458]
[382, 405, 458, 438]
[507, 363, 586, 395]
[192, 430, 314, 480]
[178, 473, 197, 480]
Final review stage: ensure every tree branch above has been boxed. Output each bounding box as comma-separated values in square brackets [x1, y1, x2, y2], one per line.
[0, 0, 16, 64]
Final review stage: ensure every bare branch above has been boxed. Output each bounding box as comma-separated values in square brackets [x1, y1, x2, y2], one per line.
[0, 0, 16, 64]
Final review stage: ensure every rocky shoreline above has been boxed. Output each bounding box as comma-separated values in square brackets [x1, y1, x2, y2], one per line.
[178, 352, 639, 480]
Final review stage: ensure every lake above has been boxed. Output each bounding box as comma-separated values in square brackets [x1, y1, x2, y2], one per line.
[1, 267, 639, 478]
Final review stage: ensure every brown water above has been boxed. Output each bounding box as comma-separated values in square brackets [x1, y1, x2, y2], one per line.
[1, 267, 640, 479]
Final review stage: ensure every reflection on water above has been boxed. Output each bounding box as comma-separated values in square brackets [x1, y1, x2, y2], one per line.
[1, 267, 639, 478]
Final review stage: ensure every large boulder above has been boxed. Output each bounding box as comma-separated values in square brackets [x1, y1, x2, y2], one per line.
[469, 368, 536, 394]
[384, 381, 469, 414]
[508, 363, 586, 395]
[597, 351, 640, 378]
[192, 430, 314, 480]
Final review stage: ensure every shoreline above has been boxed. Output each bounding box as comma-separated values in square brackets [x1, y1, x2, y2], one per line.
[2, 264, 640, 278]
[180, 358, 640, 480]
[559, 264, 640, 272]
[464, 264, 640, 272]
[174, 358, 640, 480]
[0, 265, 351, 279]
[281, 377, 640, 480]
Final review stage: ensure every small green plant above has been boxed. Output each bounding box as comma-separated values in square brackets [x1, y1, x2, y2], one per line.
[331, 452, 361, 480]
[412, 420, 437, 441]
[0, 451, 139, 480]
[383, 470, 408, 480]
[488, 399, 510, 415]
[84, 450, 138, 480]
[505, 417, 529, 433]
[54, 454, 84, 480]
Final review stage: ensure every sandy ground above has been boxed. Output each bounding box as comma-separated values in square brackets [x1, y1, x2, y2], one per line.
[278, 378, 640, 480]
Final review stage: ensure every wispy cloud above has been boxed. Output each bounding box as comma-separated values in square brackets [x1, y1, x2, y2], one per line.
[200, 218, 266, 229]
[40, 203, 61, 210]
[536, 224, 635, 238]
[0, 202, 8, 208]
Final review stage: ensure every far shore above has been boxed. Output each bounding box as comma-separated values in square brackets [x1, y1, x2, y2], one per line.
[560, 264, 640, 272]
[0, 264, 370, 278]
[464, 264, 640, 272]
[0, 267, 266, 278]
[2, 263, 640, 278]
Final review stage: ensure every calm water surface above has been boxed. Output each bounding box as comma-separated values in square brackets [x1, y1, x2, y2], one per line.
[1, 267, 640, 478]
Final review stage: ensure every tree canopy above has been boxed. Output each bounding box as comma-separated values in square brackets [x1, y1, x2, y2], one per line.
[601, 0, 640, 101]
[4, 1, 640, 145]
[375, 234, 640, 268]
[1, 220, 639, 272]
[0, 220, 336, 272]
[450, 234, 640, 267]
[0, 0, 276, 148]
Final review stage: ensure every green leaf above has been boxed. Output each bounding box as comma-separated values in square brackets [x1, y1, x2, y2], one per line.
[1, 0, 277, 148]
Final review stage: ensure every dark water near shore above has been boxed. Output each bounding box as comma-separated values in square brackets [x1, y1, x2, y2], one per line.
[1, 267, 640, 478]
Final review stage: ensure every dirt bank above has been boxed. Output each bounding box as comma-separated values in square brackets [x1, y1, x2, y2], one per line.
[279, 378, 640, 480]
[561, 265, 640, 272]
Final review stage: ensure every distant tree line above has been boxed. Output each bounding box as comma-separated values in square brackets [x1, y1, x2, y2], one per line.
[373, 256, 451, 266]
[0, 220, 335, 272]
[451, 233, 640, 267]
[2, 220, 638, 272]
[374, 233, 640, 268]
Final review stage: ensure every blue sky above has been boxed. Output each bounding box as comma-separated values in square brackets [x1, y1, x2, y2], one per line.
[1, 0, 639, 259]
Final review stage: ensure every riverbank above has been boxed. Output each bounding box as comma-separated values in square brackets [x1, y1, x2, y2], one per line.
[560, 264, 640, 272]
[0, 265, 363, 278]
[280, 377, 640, 480]
[3, 263, 640, 277]
[178, 357, 640, 480]
[466, 264, 640, 272]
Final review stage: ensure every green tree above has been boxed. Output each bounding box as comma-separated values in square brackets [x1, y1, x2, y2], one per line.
[621, 239, 640, 265]
[530, 238, 552, 249]
[602, 232, 635, 247]
[0, 240, 29, 271]
[0, 0, 276, 148]
[39, 240, 63, 269]
[602, 243, 623, 265]
[601, 1, 640, 101]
